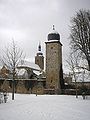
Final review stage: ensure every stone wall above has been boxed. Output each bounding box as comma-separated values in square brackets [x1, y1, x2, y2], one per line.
[0, 80, 45, 94]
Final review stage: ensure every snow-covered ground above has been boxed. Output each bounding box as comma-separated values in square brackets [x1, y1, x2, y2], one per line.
[0, 94, 90, 120]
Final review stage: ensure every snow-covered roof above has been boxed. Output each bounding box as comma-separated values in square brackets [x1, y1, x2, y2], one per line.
[33, 70, 41, 76]
[17, 69, 27, 76]
[45, 39, 60, 43]
[16, 68, 29, 79]
[37, 51, 43, 55]
[0, 66, 2, 70]
[48, 29, 59, 34]
[72, 71, 90, 82]
[18, 60, 41, 71]
[45, 40, 62, 46]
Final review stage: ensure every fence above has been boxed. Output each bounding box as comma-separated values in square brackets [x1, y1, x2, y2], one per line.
[0, 92, 8, 103]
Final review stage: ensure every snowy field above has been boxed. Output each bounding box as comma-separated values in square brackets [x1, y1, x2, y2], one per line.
[0, 94, 90, 120]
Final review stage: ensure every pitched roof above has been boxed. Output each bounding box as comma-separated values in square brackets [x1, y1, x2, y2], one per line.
[18, 60, 41, 71]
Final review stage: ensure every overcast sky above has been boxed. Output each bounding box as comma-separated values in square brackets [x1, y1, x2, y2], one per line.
[0, 0, 90, 73]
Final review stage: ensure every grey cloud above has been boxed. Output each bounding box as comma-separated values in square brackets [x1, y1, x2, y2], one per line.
[0, 0, 90, 72]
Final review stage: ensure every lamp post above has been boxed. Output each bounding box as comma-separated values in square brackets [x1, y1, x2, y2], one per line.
[36, 76, 39, 96]
[12, 79, 15, 100]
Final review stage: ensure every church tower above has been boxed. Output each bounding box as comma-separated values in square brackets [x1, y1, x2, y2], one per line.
[45, 25, 63, 94]
[35, 43, 44, 70]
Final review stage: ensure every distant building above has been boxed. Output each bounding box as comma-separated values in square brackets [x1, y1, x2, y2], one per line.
[35, 43, 44, 70]
[0, 66, 9, 78]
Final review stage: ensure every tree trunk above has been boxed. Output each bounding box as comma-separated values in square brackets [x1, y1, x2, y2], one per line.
[87, 60, 90, 71]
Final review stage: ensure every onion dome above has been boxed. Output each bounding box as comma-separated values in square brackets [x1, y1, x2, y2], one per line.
[48, 25, 60, 41]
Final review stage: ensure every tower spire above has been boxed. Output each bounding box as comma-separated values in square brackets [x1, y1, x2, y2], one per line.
[35, 42, 44, 70]
[38, 42, 41, 51]
[53, 25, 55, 30]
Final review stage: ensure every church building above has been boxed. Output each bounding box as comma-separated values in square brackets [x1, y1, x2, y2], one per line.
[0, 25, 64, 94]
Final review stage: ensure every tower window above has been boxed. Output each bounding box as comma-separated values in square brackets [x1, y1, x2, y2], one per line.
[51, 47, 53, 49]
[36, 60, 39, 63]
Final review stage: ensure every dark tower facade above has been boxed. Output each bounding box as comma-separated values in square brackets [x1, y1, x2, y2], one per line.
[45, 25, 63, 94]
[35, 43, 44, 70]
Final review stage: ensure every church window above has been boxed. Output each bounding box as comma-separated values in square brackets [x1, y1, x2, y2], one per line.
[51, 47, 53, 49]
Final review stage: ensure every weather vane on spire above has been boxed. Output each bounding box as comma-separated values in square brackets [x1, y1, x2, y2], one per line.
[53, 25, 55, 30]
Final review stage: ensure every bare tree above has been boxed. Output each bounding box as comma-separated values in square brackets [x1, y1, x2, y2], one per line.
[70, 9, 90, 71]
[1, 40, 25, 100]
[66, 52, 80, 98]
[67, 51, 90, 97]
